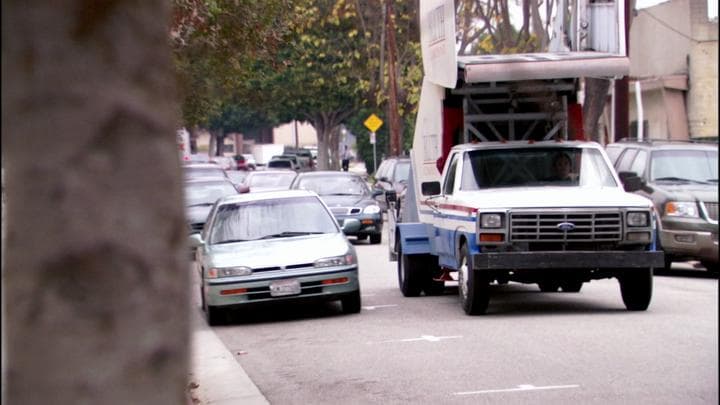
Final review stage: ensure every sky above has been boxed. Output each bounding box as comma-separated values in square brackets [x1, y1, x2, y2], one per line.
[636, 0, 717, 19]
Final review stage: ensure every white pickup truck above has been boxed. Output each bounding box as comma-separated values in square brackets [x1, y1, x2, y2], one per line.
[388, 141, 664, 315]
[388, 0, 664, 315]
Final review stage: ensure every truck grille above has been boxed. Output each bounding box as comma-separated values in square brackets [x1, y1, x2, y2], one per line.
[702, 202, 718, 221]
[510, 211, 622, 242]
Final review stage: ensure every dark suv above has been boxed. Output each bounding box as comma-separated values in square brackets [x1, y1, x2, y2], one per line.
[371, 156, 411, 213]
[607, 139, 718, 271]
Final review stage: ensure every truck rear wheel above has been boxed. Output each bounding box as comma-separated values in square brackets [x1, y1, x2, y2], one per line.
[458, 244, 490, 315]
[619, 268, 653, 311]
[398, 244, 423, 297]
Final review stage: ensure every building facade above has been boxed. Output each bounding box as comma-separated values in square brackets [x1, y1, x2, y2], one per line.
[626, 0, 718, 140]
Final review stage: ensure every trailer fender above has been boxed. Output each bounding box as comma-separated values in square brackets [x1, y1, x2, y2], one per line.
[397, 223, 433, 255]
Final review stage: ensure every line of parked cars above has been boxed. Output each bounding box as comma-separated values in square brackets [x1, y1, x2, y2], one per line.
[182, 155, 382, 325]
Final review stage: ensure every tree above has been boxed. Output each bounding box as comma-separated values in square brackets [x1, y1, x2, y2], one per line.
[2, 1, 188, 403]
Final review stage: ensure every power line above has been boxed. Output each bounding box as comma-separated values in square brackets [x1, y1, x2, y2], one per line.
[639, 9, 716, 43]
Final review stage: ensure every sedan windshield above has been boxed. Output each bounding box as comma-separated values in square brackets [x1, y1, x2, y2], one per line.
[296, 175, 369, 196]
[185, 182, 237, 207]
[460, 147, 617, 189]
[650, 149, 718, 184]
[208, 196, 338, 244]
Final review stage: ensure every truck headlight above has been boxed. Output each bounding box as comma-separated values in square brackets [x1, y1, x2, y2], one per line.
[363, 204, 381, 214]
[627, 211, 649, 227]
[480, 213, 503, 228]
[207, 266, 252, 279]
[664, 202, 699, 218]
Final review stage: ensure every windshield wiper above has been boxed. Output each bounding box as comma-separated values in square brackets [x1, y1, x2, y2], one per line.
[653, 177, 709, 184]
[258, 231, 323, 239]
[215, 238, 250, 244]
[707, 179, 718, 183]
[188, 202, 215, 208]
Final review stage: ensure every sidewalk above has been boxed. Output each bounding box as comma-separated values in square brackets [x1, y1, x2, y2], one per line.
[187, 306, 269, 405]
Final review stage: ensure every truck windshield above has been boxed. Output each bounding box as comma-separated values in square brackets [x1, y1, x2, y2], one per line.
[461, 147, 618, 189]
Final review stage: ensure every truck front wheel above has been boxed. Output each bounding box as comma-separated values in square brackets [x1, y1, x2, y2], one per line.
[458, 244, 490, 315]
[618, 268, 653, 311]
[398, 244, 423, 297]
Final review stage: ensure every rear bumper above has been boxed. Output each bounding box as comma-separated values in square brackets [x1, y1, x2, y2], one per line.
[471, 251, 665, 270]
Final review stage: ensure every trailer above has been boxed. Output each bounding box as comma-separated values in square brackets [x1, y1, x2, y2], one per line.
[387, 0, 664, 315]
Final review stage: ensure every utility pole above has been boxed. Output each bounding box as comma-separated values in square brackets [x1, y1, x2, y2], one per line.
[614, 0, 632, 141]
[386, 0, 402, 156]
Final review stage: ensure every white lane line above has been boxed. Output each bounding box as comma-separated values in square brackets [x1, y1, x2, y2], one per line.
[362, 304, 398, 310]
[367, 335, 463, 344]
[453, 384, 580, 396]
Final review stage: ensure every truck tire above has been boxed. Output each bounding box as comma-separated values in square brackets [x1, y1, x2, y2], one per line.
[458, 244, 490, 315]
[619, 268, 653, 311]
[398, 244, 423, 297]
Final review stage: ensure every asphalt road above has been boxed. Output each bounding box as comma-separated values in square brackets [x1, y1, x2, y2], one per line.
[211, 236, 718, 405]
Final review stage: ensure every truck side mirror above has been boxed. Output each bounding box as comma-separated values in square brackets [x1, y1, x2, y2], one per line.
[421, 181, 441, 196]
[618, 171, 650, 193]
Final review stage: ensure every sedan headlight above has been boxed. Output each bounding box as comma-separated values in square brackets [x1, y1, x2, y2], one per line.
[206, 266, 252, 279]
[315, 253, 357, 268]
[480, 213, 503, 228]
[363, 204, 381, 214]
[665, 201, 699, 218]
[627, 211, 649, 227]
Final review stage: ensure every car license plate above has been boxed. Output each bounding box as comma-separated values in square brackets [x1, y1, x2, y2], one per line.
[269, 279, 301, 297]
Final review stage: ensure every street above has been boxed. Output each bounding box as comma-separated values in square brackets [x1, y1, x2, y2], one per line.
[197, 235, 719, 405]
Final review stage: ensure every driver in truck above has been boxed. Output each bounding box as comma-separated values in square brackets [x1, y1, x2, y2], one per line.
[548, 152, 574, 181]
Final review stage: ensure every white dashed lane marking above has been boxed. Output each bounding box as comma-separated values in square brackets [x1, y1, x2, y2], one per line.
[367, 335, 463, 344]
[362, 304, 398, 310]
[453, 384, 580, 396]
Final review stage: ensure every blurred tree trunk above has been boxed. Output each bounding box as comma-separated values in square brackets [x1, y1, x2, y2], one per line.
[583, 78, 611, 142]
[2, 1, 189, 404]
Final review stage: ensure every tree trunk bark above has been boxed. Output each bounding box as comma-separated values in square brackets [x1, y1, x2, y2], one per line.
[583, 77, 611, 143]
[2, 1, 189, 404]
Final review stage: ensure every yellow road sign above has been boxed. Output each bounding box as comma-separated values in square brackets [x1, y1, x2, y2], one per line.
[364, 114, 383, 133]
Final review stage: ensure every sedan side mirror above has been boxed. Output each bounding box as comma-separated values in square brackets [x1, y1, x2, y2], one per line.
[188, 233, 204, 248]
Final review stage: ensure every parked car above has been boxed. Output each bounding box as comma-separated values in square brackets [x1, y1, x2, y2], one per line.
[238, 170, 298, 193]
[189, 189, 362, 325]
[284, 147, 315, 171]
[267, 158, 297, 171]
[371, 156, 411, 213]
[290, 171, 384, 244]
[608, 139, 718, 271]
[225, 170, 250, 188]
[183, 163, 229, 182]
[210, 156, 236, 171]
[267, 154, 302, 171]
[184, 179, 239, 234]
[234, 154, 257, 171]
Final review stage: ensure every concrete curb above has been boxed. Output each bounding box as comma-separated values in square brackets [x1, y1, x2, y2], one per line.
[188, 308, 269, 405]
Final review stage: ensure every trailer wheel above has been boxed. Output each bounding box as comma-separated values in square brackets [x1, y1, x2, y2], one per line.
[458, 244, 490, 315]
[398, 243, 423, 297]
[619, 268, 653, 311]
